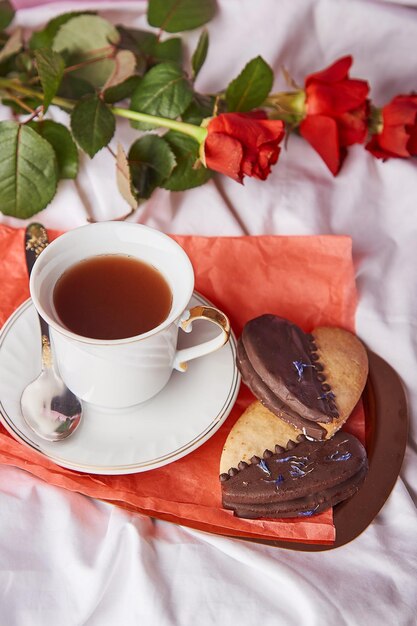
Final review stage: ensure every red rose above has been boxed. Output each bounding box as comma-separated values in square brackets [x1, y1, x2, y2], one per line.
[299, 56, 369, 175]
[203, 112, 285, 183]
[366, 95, 417, 159]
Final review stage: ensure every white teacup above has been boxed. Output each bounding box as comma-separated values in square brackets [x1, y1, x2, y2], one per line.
[29, 222, 230, 408]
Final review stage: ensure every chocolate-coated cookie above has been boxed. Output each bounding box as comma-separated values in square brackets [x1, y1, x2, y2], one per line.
[220, 431, 368, 519]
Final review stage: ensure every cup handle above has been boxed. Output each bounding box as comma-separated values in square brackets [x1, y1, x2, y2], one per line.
[173, 305, 231, 372]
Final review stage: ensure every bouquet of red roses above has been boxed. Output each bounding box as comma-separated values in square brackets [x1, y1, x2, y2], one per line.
[0, 0, 416, 219]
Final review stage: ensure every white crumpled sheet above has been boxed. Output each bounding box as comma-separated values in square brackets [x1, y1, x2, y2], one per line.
[1, 1, 416, 624]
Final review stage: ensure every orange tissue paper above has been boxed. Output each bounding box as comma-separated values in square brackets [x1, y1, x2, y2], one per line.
[0, 225, 362, 545]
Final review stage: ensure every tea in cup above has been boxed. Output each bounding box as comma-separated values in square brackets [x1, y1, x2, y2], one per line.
[29, 222, 230, 408]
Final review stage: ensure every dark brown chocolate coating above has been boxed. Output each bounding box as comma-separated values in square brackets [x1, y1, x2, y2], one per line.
[240, 314, 339, 423]
[236, 338, 327, 439]
[221, 431, 368, 519]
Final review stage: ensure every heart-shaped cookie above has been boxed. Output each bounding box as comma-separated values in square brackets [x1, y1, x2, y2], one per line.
[221, 318, 368, 475]
[239, 315, 340, 425]
[220, 431, 368, 519]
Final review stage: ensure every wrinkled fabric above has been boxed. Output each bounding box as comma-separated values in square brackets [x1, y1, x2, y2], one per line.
[1, 1, 417, 625]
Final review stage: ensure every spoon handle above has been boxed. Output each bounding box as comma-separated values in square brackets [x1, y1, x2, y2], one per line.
[24, 223, 52, 366]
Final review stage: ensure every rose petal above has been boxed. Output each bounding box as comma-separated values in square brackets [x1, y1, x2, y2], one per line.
[365, 135, 391, 159]
[244, 143, 280, 180]
[379, 125, 412, 157]
[337, 106, 368, 146]
[383, 95, 417, 126]
[205, 114, 284, 182]
[204, 132, 244, 182]
[305, 56, 353, 86]
[306, 81, 369, 115]
[406, 125, 417, 155]
[208, 114, 284, 148]
[300, 115, 344, 175]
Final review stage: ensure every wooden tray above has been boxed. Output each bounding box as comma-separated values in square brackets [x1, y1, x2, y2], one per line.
[106, 350, 407, 550]
[240, 350, 409, 550]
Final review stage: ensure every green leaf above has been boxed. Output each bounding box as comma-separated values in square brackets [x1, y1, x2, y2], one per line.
[103, 50, 136, 91]
[130, 63, 193, 130]
[181, 93, 215, 124]
[103, 75, 141, 104]
[0, 53, 15, 78]
[14, 51, 34, 74]
[128, 134, 176, 199]
[57, 74, 95, 101]
[29, 11, 93, 51]
[225, 55, 273, 112]
[70, 94, 115, 157]
[117, 27, 182, 69]
[191, 29, 209, 79]
[154, 38, 183, 65]
[0, 97, 39, 115]
[0, 0, 14, 31]
[52, 15, 120, 87]
[162, 131, 211, 191]
[116, 143, 138, 209]
[117, 27, 156, 54]
[34, 48, 65, 111]
[147, 0, 217, 33]
[116, 27, 155, 69]
[28, 120, 78, 179]
[0, 28, 22, 64]
[0, 121, 58, 218]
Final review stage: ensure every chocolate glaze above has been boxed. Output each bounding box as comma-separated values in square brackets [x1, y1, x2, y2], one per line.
[241, 315, 339, 422]
[237, 338, 327, 439]
[225, 467, 368, 519]
[221, 431, 368, 519]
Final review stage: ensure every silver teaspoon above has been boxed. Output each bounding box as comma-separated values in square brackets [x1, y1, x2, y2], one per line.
[20, 223, 82, 442]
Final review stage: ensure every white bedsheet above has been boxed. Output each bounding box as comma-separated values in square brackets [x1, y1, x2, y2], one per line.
[1, 1, 416, 624]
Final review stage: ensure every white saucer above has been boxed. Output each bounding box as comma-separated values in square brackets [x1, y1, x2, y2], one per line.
[0, 293, 240, 475]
